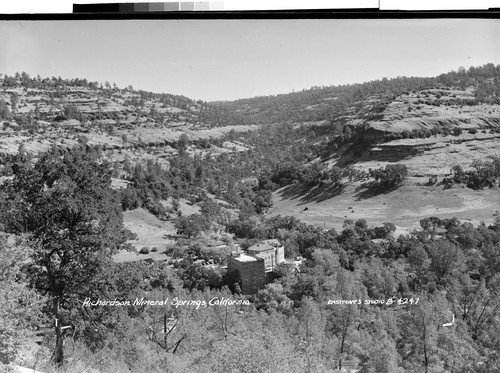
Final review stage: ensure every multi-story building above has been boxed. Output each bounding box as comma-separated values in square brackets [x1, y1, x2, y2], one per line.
[247, 239, 285, 272]
[226, 252, 266, 295]
[226, 239, 286, 294]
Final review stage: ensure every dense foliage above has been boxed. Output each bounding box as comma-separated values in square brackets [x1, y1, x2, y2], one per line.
[0, 147, 133, 365]
[3, 207, 499, 372]
[369, 164, 408, 189]
[117, 122, 317, 219]
[449, 157, 500, 190]
[2, 63, 500, 372]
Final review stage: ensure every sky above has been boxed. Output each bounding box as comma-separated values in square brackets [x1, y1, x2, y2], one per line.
[1, 19, 500, 101]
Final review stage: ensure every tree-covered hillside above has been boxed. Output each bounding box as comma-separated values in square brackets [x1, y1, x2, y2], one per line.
[1, 64, 500, 372]
[218, 63, 500, 124]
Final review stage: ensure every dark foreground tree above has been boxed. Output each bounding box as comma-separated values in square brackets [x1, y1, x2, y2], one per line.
[0, 147, 132, 366]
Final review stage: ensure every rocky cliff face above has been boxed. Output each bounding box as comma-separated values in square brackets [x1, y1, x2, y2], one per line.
[360, 133, 500, 166]
[331, 88, 500, 176]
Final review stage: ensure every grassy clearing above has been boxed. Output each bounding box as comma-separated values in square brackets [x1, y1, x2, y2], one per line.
[113, 207, 176, 263]
[269, 180, 500, 235]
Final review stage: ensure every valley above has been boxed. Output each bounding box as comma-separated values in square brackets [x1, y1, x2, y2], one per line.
[2, 64, 500, 373]
[2, 69, 500, 245]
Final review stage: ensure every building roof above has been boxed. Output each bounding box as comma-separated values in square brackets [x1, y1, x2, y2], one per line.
[230, 253, 260, 262]
[248, 242, 274, 252]
[247, 239, 282, 252]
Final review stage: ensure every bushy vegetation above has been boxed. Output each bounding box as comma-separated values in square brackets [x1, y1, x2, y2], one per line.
[116, 122, 315, 219]
[0, 72, 251, 129]
[2, 64, 500, 372]
[219, 63, 500, 124]
[449, 157, 500, 189]
[369, 164, 408, 189]
[0, 146, 134, 365]
[3, 193, 500, 371]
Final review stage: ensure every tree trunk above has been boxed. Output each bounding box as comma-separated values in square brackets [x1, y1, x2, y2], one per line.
[422, 314, 428, 373]
[53, 297, 64, 366]
[164, 313, 168, 347]
[339, 307, 351, 370]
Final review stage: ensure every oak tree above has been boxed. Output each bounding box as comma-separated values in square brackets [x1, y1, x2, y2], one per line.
[0, 147, 132, 366]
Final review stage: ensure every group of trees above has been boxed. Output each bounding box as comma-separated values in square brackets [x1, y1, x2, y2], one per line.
[117, 121, 312, 220]
[438, 64, 500, 104]
[1, 72, 251, 131]
[216, 64, 500, 126]
[0, 147, 134, 366]
[369, 164, 409, 189]
[264, 161, 408, 196]
[95, 211, 500, 372]
[0, 99, 11, 120]
[2, 63, 500, 371]
[4, 145, 498, 371]
[220, 75, 440, 124]
[450, 157, 500, 190]
[0, 139, 499, 372]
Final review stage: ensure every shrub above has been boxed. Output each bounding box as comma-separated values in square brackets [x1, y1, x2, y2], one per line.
[174, 214, 210, 238]
[330, 166, 343, 185]
[151, 246, 158, 252]
[139, 246, 150, 254]
[369, 163, 408, 189]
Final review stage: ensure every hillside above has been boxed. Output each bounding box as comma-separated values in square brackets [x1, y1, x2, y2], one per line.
[0, 74, 255, 160]
[2, 66, 500, 235]
[270, 179, 500, 235]
[3, 65, 500, 373]
[268, 84, 500, 232]
[248, 65, 500, 231]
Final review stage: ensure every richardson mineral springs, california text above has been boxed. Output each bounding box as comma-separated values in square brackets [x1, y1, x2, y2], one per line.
[82, 297, 250, 309]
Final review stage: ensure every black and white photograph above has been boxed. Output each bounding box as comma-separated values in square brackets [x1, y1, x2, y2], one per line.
[1, 12, 500, 373]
